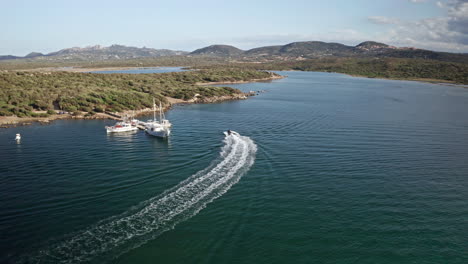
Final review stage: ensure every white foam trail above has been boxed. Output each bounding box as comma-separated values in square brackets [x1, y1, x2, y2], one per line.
[26, 134, 257, 264]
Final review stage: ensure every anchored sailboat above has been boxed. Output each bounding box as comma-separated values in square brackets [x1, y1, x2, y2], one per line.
[145, 98, 171, 138]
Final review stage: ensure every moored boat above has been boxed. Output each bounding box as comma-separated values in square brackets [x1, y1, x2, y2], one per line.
[105, 111, 140, 133]
[145, 99, 171, 138]
[105, 121, 138, 133]
[145, 123, 171, 137]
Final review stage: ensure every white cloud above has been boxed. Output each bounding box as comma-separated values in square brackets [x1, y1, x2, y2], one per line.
[365, 0, 468, 52]
[409, 0, 427, 3]
[436, 1, 445, 8]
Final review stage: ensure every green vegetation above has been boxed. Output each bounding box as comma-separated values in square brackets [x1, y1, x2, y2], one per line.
[0, 69, 275, 117]
[196, 58, 468, 84]
[0, 56, 226, 71]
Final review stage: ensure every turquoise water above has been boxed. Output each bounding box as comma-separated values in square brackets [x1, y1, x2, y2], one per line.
[1, 71, 467, 263]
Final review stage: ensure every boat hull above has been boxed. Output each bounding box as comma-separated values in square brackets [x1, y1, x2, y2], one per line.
[145, 128, 170, 138]
[106, 127, 138, 133]
[223, 130, 239, 137]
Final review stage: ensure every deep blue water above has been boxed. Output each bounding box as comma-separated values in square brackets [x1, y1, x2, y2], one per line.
[1, 71, 467, 263]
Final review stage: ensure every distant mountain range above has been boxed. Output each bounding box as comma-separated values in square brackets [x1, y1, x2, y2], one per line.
[1, 41, 467, 63]
[190, 41, 468, 63]
[0, 45, 187, 61]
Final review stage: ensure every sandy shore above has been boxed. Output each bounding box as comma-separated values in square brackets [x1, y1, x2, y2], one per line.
[0, 112, 121, 127]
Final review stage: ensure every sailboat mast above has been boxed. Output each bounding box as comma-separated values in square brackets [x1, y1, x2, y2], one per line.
[159, 102, 163, 121]
[153, 98, 156, 121]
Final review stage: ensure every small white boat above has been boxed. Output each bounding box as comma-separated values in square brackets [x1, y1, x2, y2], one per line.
[15, 133, 21, 141]
[105, 121, 138, 133]
[145, 99, 171, 138]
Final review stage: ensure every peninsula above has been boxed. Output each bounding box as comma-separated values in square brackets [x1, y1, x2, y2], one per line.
[0, 69, 283, 126]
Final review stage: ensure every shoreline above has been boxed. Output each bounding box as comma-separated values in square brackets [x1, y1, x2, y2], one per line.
[14, 65, 465, 87]
[0, 86, 268, 128]
[271, 69, 467, 87]
[0, 73, 283, 128]
[195, 74, 285, 85]
[344, 73, 468, 87]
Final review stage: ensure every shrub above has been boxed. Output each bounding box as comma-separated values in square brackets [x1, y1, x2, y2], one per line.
[84, 111, 96, 117]
[79, 106, 92, 112]
[0, 109, 13, 116]
[46, 110, 56, 115]
[65, 106, 77, 112]
[94, 106, 104, 112]
[31, 113, 49, 118]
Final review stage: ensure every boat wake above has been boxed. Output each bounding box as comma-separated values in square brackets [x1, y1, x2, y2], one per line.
[25, 133, 257, 263]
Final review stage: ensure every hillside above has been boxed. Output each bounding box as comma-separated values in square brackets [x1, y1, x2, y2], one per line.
[0, 69, 279, 117]
[190, 45, 244, 56]
[243, 42, 355, 57]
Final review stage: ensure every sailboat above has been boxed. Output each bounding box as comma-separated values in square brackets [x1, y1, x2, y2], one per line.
[145, 99, 171, 138]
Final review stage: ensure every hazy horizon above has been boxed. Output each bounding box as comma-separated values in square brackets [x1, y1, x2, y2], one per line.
[3, 0, 468, 56]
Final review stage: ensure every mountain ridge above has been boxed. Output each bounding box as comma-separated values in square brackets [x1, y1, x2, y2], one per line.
[1, 41, 467, 63]
[189, 41, 468, 63]
[0, 45, 188, 61]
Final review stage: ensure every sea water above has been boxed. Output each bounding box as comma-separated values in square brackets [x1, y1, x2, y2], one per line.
[1, 70, 467, 263]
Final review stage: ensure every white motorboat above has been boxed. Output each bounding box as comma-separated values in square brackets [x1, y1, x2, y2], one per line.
[105, 121, 138, 133]
[15, 133, 21, 141]
[105, 111, 140, 133]
[145, 99, 171, 138]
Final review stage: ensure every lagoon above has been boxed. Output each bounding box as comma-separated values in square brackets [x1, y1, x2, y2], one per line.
[1, 71, 467, 263]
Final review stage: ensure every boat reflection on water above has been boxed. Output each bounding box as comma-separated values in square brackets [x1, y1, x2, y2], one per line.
[106, 129, 139, 143]
[147, 132, 172, 148]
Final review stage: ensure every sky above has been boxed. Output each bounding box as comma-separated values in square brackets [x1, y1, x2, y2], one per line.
[2, 0, 468, 55]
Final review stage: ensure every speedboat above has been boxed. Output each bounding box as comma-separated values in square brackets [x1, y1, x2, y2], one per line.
[223, 130, 239, 136]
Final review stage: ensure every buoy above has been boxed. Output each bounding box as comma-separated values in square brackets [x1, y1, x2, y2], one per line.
[15, 133, 21, 141]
